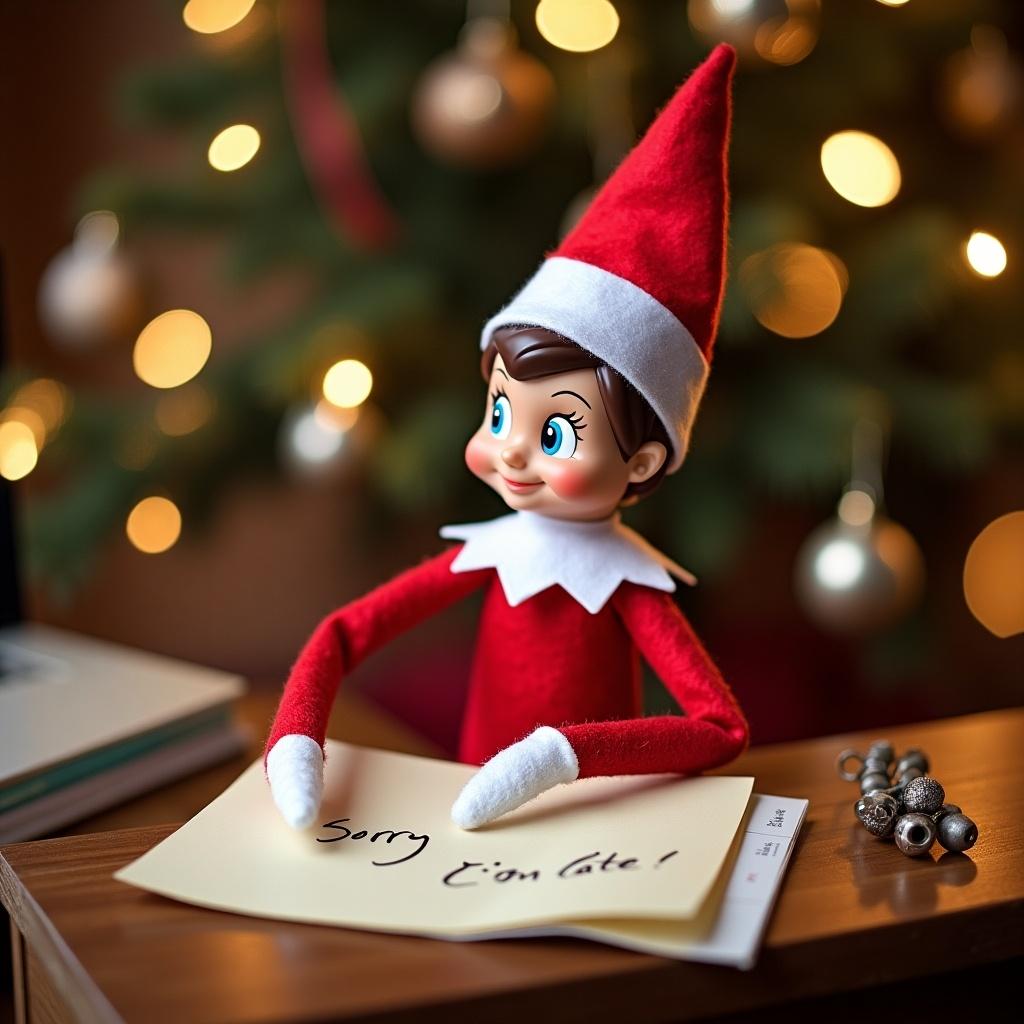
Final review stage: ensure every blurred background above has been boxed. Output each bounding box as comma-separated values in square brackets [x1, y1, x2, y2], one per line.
[1, 0, 1021, 755]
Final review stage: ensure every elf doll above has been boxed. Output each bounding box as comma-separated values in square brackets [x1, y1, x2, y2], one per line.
[265, 44, 749, 831]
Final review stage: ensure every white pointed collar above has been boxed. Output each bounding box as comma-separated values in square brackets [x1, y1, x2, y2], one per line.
[439, 511, 696, 615]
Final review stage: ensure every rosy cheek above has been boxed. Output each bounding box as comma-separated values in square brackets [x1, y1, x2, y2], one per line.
[464, 434, 494, 478]
[544, 462, 594, 500]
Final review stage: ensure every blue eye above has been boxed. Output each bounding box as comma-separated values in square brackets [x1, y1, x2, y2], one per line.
[541, 415, 578, 459]
[490, 395, 512, 439]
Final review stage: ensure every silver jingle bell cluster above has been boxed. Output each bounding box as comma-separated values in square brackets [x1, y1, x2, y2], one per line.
[836, 741, 979, 858]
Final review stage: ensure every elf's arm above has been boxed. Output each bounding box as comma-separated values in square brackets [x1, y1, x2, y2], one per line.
[451, 582, 748, 828]
[565, 582, 749, 774]
[265, 545, 489, 828]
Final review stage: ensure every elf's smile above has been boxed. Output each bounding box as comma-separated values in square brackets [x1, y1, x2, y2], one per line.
[500, 475, 544, 494]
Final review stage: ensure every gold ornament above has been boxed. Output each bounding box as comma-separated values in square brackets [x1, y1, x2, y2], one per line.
[412, 18, 555, 169]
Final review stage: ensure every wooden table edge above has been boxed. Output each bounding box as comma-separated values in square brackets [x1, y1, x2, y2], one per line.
[3, 821, 1023, 1024]
[1, 846, 121, 1024]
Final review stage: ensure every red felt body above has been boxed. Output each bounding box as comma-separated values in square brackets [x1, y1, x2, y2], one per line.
[265, 546, 749, 778]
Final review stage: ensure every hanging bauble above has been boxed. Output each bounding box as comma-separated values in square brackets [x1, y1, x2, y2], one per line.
[38, 211, 145, 351]
[794, 489, 925, 634]
[687, 0, 820, 68]
[278, 400, 381, 480]
[941, 26, 1023, 141]
[411, 17, 555, 169]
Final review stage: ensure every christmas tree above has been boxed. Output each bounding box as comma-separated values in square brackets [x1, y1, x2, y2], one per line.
[2, 0, 1021, 718]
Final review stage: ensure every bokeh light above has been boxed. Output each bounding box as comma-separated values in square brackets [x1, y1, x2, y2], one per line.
[155, 384, 215, 436]
[183, 0, 256, 35]
[535, 0, 620, 54]
[74, 210, 120, 255]
[126, 496, 182, 554]
[814, 538, 865, 590]
[284, 405, 347, 467]
[10, 378, 69, 435]
[133, 310, 212, 389]
[0, 421, 39, 481]
[208, 124, 261, 172]
[875, 1, 910, 7]
[687, 1, 820, 68]
[322, 359, 373, 409]
[1, 406, 47, 448]
[964, 231, 1007, 278]
[838, 489, 876, 527]
[963, 511, 1024, 637]
[740, 243, 846, 338]
[754, 15, 818, 67]
[820, 131, 901, 207]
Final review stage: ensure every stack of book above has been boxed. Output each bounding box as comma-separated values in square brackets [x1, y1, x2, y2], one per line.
[0, 624, 247, 843]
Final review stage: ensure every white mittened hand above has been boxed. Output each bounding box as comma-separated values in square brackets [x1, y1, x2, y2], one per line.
[266, 734, 324, 829]
[451, 726, 579, 830]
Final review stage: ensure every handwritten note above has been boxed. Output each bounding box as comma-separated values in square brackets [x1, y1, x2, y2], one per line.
[116, 741, 754, 937]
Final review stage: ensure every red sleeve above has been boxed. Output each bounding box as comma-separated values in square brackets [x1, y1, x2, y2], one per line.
[264, 546, 489, 764]
[561, 583, 749, 778]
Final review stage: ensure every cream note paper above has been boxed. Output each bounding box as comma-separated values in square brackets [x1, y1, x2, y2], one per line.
[116, 741, 753, 935]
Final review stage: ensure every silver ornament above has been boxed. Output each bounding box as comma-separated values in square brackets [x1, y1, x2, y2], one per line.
[38, 212, 145, 349]
[863, 756, 890, 775]
[894, 813, 937, 857]
[898, 766, 923, 785]
[411, 18, 554, 169]
[856, 792, 900, 838]
[936, 813, 979, 853]
[794, 515, 925, 634]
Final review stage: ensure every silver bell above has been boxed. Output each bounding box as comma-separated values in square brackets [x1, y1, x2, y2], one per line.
[894, 813, 936, 857]
[904, 776, 945, 815]
[936, 813, 978, 853]
[856, 792, 900, 838]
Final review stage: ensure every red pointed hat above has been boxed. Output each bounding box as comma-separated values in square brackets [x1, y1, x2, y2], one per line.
[480, 44, 735, 471]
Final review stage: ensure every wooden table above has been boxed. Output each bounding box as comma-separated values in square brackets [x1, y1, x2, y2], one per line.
[2, 700, 1022, 1023]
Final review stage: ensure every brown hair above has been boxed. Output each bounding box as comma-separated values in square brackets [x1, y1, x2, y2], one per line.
[481, 325, 670, 501]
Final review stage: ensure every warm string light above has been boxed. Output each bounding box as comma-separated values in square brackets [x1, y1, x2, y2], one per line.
[740, 243, 847, 338]
[820, 131, 901, 208]
[963, 511, 1024, 638]
[0, 421, 38, 482]
[0, 378, 71, 481]
[126, 496, 182, 554]
[182, 0, 256, 34]
[964, 231, 1007, 278]
[322, 359, 373, 409]
[535, 0, 620, 54]
[155, 384, 215, 436]
[687, 0, 820, 68]
[208, 124, 261, 172]
[133, 310, 212, 389]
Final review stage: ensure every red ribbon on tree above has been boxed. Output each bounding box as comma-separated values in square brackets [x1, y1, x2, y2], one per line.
[280, 0, 401, 251]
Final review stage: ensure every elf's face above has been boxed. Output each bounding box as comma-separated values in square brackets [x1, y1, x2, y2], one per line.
[465, 355, 666, 521]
